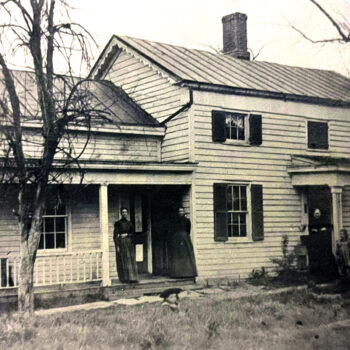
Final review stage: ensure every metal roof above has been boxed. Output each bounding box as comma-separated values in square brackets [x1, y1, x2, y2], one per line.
[0, 70, 159, 126]
[114, 35, 350, 105]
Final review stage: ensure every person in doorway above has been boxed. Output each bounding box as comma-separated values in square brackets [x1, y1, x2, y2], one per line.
[336, 229, 350, 279]
[168, 207, 197, 278]
[307, 208, 337, 280]
[113, 207, 138, 283]
[310, 208, 332, 234]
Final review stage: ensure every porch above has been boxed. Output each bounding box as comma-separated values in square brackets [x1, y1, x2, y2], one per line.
[288, 155, 350, 254]
[0, 162, 197, 298]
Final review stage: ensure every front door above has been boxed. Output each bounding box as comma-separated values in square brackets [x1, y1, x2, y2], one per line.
[306, 186, 337, 279]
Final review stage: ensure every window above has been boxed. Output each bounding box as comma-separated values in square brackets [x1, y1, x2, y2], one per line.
[213, 183, 264, 242]
[307, 121, 328, 150]
[39, 202, 67, 250]
[212, 111, 262, 145]
[227, 185, 247, 237]
[226, 113, 246, 141]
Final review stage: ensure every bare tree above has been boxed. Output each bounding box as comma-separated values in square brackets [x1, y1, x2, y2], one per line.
[0, 0, 111, 318]
[290, 0, 350, 44]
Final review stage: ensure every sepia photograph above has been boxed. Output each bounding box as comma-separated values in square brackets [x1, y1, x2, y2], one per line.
[0, 0, 350, 349]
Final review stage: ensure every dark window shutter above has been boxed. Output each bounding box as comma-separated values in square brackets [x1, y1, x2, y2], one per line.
[307, 121, 328, 149]
[213, 183, 228, 241]
[212, 111, 227, 142]
[251, 184, 264, 241]
[249, 114, 262, 145]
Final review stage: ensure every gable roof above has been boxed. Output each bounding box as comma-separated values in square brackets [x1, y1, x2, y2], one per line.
[0, 70, 160, 126]
[92, 35, 350, 106]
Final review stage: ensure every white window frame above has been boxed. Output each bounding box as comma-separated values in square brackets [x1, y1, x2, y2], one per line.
[38, 201, 70, 254]
[224, 112, 249, 145]
[226, 183, 252, 242]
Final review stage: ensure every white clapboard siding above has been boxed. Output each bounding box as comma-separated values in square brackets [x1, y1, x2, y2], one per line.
[191, 97, 350, 277]
[0, 195, 20, 256]
[107, 50, 183, 123]
[70, 186, 101, 252]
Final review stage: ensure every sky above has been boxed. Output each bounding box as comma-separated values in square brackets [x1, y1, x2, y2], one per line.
[68, 0, 350, 77]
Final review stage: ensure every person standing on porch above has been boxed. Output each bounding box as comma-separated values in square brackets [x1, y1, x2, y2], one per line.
[113, 208, 138, 283]
[168, 207, 197, 278]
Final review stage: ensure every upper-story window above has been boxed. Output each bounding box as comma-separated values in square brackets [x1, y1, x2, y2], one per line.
[307, 121, 328, 150]
[212, 110, 262, 145]
[39, 201, 67, 251]
[226, 113, 246, 141]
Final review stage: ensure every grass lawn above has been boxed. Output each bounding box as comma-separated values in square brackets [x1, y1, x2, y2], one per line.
[1, 289, 350, 350]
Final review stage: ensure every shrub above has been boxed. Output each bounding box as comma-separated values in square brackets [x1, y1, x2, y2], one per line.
[271, 235, 306, 285]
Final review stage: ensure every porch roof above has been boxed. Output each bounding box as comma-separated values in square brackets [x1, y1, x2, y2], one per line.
[288, 155, 350, 187]
[55, 160, 197, 185]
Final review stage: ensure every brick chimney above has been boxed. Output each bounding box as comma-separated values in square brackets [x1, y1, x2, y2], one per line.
[222, 13, 250, 60]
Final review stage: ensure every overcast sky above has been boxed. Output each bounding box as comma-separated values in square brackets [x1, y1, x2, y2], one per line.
[69, 0, 350, 77]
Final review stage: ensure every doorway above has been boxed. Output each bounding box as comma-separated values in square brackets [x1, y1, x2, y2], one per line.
[150, 186, 188, 276]
[305, 186, 337, 279]
[110, 185, 190, 278]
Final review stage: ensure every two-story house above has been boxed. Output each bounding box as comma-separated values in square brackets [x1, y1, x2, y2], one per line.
[1, 13, 350, 300]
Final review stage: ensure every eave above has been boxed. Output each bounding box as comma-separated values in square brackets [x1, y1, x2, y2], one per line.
[177, 81, 350, 108]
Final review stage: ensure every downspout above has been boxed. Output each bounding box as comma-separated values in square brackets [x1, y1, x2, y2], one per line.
[160, 89, 193, 125]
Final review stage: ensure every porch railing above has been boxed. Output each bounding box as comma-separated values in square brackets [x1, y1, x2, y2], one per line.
[0, 250, 103, 289]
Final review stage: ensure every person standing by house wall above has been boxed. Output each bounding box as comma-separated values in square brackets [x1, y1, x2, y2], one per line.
[336, 229, 350, 279]
[168, 207, 197, 278]
[113, 208, 138, 283]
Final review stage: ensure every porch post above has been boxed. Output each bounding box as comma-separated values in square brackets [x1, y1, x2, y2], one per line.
[330, 186, 343, 255]
[99, 183, 111, 286]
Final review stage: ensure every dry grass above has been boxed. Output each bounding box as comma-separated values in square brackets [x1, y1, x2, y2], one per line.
[1, 289, 350, 350]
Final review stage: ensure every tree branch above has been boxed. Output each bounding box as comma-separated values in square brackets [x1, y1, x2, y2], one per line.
[309, 0, 350, 42]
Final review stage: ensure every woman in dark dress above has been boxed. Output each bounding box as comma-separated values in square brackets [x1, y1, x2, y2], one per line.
[307, 208, 337, 280]
[168, 207, 197, 278]
[113, 208, 138, 283]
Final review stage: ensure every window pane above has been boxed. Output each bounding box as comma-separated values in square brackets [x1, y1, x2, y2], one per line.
[227, 186, 233, 211]
[45, 234, 55, 249]
[240, 224, 247, 237]
[232, 225, 239, 237]
[56, 234, 66, 248]
[240, 213, 246, 224]
[45, 218, 54, 233]
[238, 117, 245, 140]
[232, 213, 239, 224]
[231, 125, 238, 140]
[232, 186, 240, 210]
[241, 187, 247, 210]
[56, 217, 65, 232]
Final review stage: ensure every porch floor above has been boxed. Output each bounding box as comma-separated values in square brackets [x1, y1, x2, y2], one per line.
[0, 274, 197, 309]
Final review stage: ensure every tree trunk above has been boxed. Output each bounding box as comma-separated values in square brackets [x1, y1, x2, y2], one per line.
[18, 248, 35, 318]
[17, 216, 42, 318]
